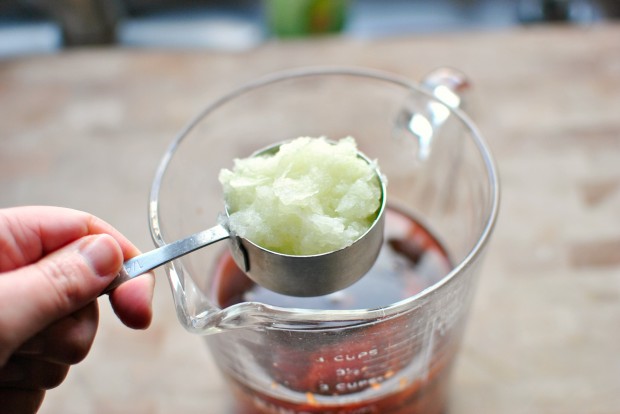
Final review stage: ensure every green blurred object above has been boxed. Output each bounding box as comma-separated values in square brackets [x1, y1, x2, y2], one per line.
[266, 0, 349, 37]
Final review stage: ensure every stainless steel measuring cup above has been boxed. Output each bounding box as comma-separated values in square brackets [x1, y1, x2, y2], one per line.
[104, 141, 386, 297]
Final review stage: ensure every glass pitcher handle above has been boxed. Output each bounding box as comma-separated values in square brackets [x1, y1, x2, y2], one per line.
[394, 67, 471, 163]
[420, 67, 470, 108]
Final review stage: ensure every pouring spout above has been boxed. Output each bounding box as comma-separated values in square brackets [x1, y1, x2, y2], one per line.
[166, 260, 224, 334]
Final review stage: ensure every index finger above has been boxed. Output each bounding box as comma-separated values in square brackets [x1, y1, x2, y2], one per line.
[0, 206, 140, 272]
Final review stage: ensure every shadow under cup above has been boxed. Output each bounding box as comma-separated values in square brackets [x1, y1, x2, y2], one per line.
[150, 68, 499, 414]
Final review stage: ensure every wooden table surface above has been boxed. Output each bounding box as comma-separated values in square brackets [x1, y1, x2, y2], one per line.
[1, 23, 619, 414]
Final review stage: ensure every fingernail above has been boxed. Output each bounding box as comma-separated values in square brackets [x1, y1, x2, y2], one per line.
[79, 235, 122, 278]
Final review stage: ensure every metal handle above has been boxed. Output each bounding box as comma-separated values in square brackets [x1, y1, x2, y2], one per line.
[101, 224, 230, 294]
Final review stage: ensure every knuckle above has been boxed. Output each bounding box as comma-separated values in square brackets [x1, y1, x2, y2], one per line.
[62, 345, 89, 365]
[40, 364, 70, 389]
[59, 304, 98, 365]
[63, 329, 95, 365]
[0, 389, 45, 413]
[1, 357, 69, 391]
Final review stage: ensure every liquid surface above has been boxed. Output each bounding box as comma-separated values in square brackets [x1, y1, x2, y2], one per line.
[213, 206, 452, 310]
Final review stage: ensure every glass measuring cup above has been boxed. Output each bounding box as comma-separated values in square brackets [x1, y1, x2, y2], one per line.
[150, 67, 499, 413]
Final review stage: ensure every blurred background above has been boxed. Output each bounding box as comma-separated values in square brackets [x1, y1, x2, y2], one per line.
[2, 1, 619, 414]
[1, 0, 619, 57]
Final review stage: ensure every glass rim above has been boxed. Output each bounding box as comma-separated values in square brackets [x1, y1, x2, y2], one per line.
[148, 66, 500, 324]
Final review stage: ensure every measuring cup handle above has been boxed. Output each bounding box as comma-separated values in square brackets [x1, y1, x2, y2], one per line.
[100, 224, 230, 295]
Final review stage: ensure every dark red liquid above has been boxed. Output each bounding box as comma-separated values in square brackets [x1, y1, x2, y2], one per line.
[210, 207, 455, 414]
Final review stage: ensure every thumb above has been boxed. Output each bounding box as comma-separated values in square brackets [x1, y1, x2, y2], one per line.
[0, 234, 122, 364]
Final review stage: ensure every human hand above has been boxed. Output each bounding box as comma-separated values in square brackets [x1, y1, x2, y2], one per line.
[0, 206, 155, 413]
